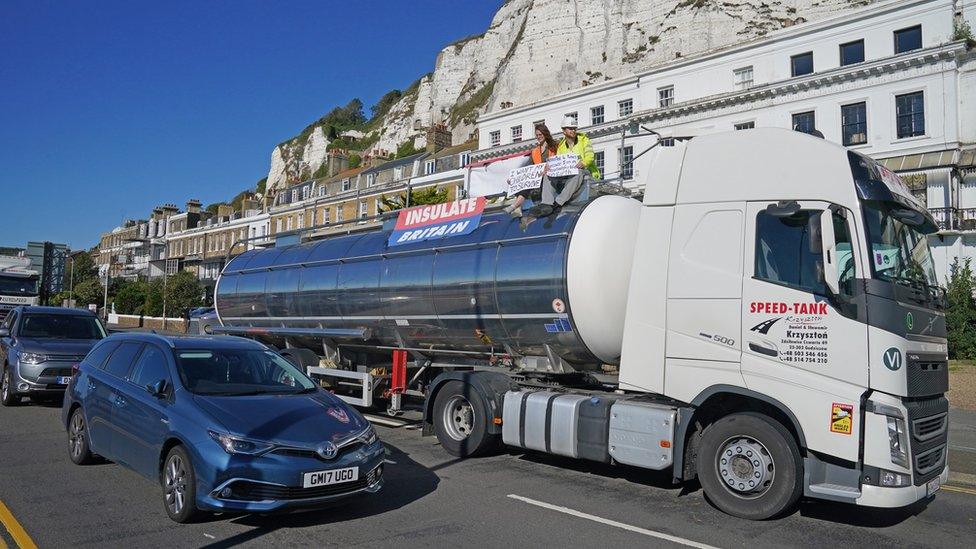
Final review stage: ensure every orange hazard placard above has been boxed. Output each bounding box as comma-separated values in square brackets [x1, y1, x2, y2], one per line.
[830, 403, 853, 435]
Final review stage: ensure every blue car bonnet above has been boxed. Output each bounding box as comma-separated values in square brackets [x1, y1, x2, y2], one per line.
[193, 391, 368, 446]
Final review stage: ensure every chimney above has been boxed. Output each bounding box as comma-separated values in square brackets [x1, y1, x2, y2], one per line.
[241, 198, 260, 212]
[426, 123, 452, 153]
[217, 204, 234, 219]
[186, 199, 201, 214]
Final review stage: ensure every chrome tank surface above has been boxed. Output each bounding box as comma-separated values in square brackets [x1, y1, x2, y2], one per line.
[215, 195, 642, 365]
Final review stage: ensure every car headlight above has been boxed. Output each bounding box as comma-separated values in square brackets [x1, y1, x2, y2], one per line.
[208, 430, 275, 456]
[886, 416, 910, 469]
[18, 352, 48, 365]
[358, 425, 378, 445]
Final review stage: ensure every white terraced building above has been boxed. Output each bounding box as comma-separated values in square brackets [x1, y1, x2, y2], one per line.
[472, 0, 976, 283]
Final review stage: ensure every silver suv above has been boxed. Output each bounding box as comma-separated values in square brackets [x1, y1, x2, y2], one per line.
[0, 306, 106, 405]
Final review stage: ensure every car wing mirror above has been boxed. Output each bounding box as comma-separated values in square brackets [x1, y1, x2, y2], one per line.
[147, 379, 168, 398]
[0, 328, 8, 338]
[820, 210, 840, 296]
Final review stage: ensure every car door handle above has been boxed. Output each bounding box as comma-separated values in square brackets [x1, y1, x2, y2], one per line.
[115, 395, 126, 407]
[88, 380, 96, 391]
[749, 343, 779, 357]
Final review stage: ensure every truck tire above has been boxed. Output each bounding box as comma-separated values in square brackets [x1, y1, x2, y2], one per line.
[280, 348, 320, 369]
[432, 380, 498, 458]
[697, 412, 802, 520]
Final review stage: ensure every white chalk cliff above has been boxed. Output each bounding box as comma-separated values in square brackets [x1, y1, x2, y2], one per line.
[267, 0, 871, 191]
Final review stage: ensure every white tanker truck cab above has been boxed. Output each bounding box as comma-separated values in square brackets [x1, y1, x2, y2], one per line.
[461, 128, 946, 519]
[596, 128, 948, 517]
[213, 128, 948, 520]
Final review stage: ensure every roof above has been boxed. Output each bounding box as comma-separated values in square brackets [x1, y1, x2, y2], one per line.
[20, 306, 96, 316]
[105, 333, 267, 350]
[431, 140, 478, 160]
[879, 149, 956, 172]
[359, 152, 429, 175]
[323, 166, 367, 184]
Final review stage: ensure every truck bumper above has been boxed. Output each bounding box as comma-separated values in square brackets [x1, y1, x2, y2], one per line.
[855, 465, 948, 508]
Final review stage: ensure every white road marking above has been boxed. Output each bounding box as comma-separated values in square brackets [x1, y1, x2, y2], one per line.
[384, 459, 397, 465]
[203, 534, 215, 539]
[507, 494, 720, 549]
[364, 414, 410, 428]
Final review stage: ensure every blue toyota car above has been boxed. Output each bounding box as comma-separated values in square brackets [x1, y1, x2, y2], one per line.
[61, 333, 384, 522]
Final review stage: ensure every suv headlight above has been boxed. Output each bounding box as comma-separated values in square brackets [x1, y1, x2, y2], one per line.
[208, 431, 275, 456]
[19, 352, 48, 365]
[886, 416, 910, 469]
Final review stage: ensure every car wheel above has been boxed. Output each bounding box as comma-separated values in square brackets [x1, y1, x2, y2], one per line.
[68, 408, 96, 465]
[697, 412, 803, 520]
[432, 381, 498, 458]
[1, 367, 21, 407]
[162, 446, 201, 523]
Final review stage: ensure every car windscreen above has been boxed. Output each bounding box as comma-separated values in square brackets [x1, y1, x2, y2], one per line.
[19, 314, 105, 340]
[175, 349, 317, 395]
[0, 276, 39, 296]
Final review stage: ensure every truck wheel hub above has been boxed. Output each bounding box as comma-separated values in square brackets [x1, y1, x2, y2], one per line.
[717, 436, 775, 496]
[442, 395, 475, 442]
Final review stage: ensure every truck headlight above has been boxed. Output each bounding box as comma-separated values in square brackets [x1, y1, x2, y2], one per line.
[208, 430, 275, 456]
[879, 469, 911, 487]
[19, 352, 48, 365]
[886, 417, 910, 469]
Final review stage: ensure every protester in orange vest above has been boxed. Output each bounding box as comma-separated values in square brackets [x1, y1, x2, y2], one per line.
[505, 124, 558, 218]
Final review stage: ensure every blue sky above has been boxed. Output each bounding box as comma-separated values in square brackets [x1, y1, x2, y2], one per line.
[0, 0, 503, 250]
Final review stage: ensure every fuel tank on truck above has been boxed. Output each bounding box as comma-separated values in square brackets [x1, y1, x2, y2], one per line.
[215, 195, 642, 367]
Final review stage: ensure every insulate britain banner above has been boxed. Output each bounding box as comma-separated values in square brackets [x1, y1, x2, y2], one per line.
[388, 197, 486, 247]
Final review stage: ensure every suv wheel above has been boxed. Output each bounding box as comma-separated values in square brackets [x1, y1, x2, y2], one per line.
[1, 367, 21, 407]
[163, 446, 201, 523]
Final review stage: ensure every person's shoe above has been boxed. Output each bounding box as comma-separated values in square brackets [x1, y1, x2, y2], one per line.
[510, 208, 523, 218]
[535, 204, 554, 217]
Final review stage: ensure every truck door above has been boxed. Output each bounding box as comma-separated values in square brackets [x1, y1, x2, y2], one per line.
[741, 201, 868, 458]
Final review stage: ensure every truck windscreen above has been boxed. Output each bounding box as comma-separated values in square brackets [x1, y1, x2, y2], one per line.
[0, 276, 39, 296]
[861, 200, 939, 291]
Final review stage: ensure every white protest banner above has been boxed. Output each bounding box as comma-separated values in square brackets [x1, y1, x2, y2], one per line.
[546, 153, 580, 177]
[507, 164, 545, 196]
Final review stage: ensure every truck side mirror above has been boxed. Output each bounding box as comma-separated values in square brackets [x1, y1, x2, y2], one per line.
[820, 210, 840, 296]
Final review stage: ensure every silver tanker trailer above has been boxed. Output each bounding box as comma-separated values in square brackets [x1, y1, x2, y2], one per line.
[214, 129, 950, 519]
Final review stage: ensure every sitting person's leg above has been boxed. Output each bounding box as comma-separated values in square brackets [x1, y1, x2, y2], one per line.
[553, 171, 586, 207]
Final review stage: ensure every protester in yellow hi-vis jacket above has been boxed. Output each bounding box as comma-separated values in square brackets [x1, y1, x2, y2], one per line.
[534, 115, 600, 217]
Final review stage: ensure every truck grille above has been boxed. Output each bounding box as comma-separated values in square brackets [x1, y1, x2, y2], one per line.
[911, 413, 947, 442]
[914, 445, 946, 476]
[905, 396, 949, 486]
[905, 353, 949, 397]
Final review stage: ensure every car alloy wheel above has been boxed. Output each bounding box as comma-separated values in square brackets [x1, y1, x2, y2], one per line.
[165, 454, 188, 516]
[69, 412, 86, 461]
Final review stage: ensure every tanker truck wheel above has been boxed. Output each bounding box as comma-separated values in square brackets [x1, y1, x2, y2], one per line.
[697, 412, 802, 520]
[432, 381, 498, 458]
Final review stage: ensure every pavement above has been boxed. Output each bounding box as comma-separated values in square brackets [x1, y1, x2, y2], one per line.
[949, 407, 976, 487]
[1, 402, 975, 548]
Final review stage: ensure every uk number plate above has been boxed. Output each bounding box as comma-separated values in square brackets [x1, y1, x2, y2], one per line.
[926, 476, 941, 496]
[303, 466, 359, 488]
[57, 376, 72, 385]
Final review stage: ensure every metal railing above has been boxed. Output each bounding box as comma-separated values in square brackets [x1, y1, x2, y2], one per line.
[928, 208, 959, 231]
